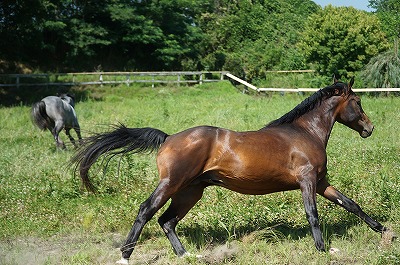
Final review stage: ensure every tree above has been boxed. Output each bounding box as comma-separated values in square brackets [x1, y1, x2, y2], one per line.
[369, 0, 400, 40]
[362, 41, 400, 88]
[362, 1, 400, 89]
[0, 0, 209, 72]
[0, 0, 47, 67]
[197, 0, 319, 81]
[299, 5, 389, 78]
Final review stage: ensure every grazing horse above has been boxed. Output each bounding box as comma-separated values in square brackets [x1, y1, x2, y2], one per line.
[72, 78, 387, 264]
[31, 94, 82, 149]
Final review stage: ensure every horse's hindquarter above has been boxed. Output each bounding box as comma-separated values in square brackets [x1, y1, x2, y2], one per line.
[157, 126, 327, 195]
[42, 96, 78, 128]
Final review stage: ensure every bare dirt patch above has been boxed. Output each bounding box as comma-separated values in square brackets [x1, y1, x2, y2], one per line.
[0, 233, 125, 265]
[0, 234, 242, 265]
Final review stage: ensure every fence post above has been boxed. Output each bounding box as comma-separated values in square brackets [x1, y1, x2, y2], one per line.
[46, 74, 49, 89]
[199, 73, 203, 85]
[16, 75, 20, 89]
[126, 74, 130, 86]
[99, 74, 103, 86]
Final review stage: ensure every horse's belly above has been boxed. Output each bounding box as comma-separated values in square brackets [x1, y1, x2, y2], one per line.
[208, 170, 300, 195]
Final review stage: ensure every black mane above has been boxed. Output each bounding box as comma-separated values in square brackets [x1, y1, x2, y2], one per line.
[265, 82, 348, 128]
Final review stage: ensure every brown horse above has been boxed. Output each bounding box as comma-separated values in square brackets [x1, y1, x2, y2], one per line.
[72, 78, 387, 264]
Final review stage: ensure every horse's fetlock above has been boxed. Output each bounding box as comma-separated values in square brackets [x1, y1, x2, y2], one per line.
[316, 242, 326, 252]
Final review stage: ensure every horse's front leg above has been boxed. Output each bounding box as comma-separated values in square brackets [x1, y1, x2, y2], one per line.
[300, 179, 326, 251]
[317, 178, 387, 233]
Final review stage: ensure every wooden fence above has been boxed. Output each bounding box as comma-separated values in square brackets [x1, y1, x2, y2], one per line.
[0, 71, 228, 88]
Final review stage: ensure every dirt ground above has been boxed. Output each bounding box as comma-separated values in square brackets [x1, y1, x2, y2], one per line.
[0, 233, 125, 265]
[0, 233, 239, 265]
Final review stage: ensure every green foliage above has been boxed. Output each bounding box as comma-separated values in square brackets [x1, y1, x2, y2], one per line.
[198, 0, 318, 80]
[0, 1, 396, 84]
[300, 5, 390, 78]
[0, 0, 320, 73]
[0, 0, 209, 71]
[369, 0, 400, 40]
[361, 44, 400, 88]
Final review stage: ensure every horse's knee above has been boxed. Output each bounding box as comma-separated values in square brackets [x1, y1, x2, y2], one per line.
[340, 197, 362, 213]
[137, 200, 158, 221]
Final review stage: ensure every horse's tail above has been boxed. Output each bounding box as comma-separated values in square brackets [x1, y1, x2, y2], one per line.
[71, 124, 169, 192]
[31, 101, 52, 130]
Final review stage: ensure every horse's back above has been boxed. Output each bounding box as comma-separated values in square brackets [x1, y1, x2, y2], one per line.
[159, 125, 325, 166]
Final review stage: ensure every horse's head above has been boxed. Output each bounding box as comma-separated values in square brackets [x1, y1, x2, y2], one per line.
[334, 78, 374, 138]
[59, 93, 75, 108]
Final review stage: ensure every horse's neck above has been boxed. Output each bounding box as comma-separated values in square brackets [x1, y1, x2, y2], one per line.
[294, 99, 338, 146]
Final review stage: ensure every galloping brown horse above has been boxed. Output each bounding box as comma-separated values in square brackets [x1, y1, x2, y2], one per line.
[72, 78, 387, 264]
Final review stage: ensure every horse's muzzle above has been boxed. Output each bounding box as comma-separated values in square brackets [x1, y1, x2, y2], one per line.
[360, 125, 374, 138]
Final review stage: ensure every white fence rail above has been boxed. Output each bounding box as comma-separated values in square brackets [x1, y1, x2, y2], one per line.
[226, 73, 400, 93]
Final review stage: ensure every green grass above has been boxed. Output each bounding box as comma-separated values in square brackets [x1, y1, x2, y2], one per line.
[0, 81, 399, 264]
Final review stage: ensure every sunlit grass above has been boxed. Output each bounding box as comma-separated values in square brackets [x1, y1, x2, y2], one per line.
[0, 82, 399, 264]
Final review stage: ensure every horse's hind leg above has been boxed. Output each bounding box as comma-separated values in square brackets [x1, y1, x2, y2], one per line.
[65, 128, 77, 147]
[119, 179, 173, 261]
[158, 183, 207, 257]
[73, 122, 82, 145]
[317, 178, 387, 233]
[51, 121, 65, 149]
[75, 126, 82, 144]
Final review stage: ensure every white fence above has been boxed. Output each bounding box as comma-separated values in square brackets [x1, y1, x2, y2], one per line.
[1, 71, 399, 92]
[226, 73, 400, 93]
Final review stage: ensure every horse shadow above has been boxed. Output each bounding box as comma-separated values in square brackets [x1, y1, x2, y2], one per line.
[178, 216, 383, 250]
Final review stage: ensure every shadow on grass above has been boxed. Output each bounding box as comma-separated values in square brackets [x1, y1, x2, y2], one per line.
[180, 218, 378, 250]
[0, 85, 100, 107]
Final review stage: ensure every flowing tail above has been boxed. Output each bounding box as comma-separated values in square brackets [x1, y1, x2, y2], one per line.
[71, 124, 169, 192]
[31, 101, 53, 130]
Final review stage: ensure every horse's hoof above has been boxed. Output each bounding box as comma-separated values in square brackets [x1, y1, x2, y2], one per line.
[381, 229, 397, 247]
[181, 252, 203, 259]
[116, 258, 129, 264]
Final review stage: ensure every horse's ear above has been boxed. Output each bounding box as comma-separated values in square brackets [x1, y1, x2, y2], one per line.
[332, 74, 338, 83]
[349, 77, 354, 89]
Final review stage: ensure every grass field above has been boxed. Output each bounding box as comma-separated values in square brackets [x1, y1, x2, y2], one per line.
[0, 81, 399, 264]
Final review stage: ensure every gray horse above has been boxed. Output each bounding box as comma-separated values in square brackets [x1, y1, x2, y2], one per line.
[31, 94, 82, 149]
